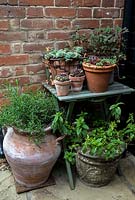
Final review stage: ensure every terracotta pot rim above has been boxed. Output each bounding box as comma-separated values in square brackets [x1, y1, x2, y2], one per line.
[54, 80, 71, 86]
[77, 149, 124, 162]
[69, 75, 85, 81]
[82, 62, 116, 71]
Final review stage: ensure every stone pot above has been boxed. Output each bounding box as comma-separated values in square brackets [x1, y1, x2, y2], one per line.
[3, 127, 61, 188]
[82, 62, 116, 93]
[76, 150, 120, 187]
[69, 75, 85, 92]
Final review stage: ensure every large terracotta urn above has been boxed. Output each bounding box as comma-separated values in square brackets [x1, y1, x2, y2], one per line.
[3, 127, 61, 188]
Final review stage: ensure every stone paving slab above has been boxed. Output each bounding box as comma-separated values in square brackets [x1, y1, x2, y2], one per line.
[119, 153, 135, 194]
[0, 156, 135, 200]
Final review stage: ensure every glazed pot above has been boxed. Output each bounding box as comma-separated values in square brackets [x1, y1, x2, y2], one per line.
[69, 75, 85, 92]
[76, 150, 120, 187]
[3, 127, 61, 188]
[82, 62, 116, 93]
[54, 80, 71, 96]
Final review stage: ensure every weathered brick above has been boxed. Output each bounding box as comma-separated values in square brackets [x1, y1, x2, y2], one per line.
[28, 31, 45, 42]
[0, 67, 12, 78]
[121, 8, 124, 18]
[55, 19, 71, 29]
[73, 0, 101, 7]
[55, 0, 71, 6]
[9, 19, 20, 30]
[29, 53, 42, 64]
[0, 0, 7, 4]
[55, 41, 70, 49]
[21, 19, 53, 30]
[22, 83, 42, 92]
[100, 19, 113, 27]
[72, 19, 99, 29]
[0, 54, 29, 66]
[26, 64, 45, 75]
[0, 97, 9, 107]
[102, 0, 114, 7]
[93, 8, 120, 18]
[11, 43, 22, 53]
[8, 0, 18, 5]
[0, 6, 25, 18]
[0, 44, 11, 54]
[20, 0, 53, 6]
[0, 20, 9, 30]
[0, 6, 8, 17]
[45, 8, 76, 18]
[30, 74, 46, 84]
[27, 7, 44, 18]
[77, 8, 92, 18]
[17, 76, 31, 85]
[8, 7, 25, 18]
[114, 19, 123, 26]
[47, 31, 70, 40]
[115, 0, 124, 8]
[13, 66, 26, 76]
[0, 32, 27, 41]
[23, 43, 46, 53]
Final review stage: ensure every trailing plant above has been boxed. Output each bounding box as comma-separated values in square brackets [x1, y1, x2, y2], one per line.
[52, 102, 135, 163]
[0, 85, 57, 143]
[88, 26, 128, 58]
[70, 30, 89, 51]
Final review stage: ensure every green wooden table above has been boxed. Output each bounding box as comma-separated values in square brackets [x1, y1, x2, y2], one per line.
[43, 82, 135, 189]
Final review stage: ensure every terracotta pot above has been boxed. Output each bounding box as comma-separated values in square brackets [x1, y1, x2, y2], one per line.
[3, 127, 61, 188]
[76, 150, 120, 187]
[54, 80, 71, 96]
[69, 75, 85, 92]
[82, 62, 116, 93]
[56, 68, 65, 75]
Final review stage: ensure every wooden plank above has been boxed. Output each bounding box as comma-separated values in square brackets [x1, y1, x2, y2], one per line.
[43, 82, 135, 102]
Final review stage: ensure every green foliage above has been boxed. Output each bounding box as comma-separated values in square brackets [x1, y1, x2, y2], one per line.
[52, 103, 135, 163]
[109, 102, 124, 123]
[95, 57, 117, 66]
[52, 112, 89, 164]
[88, 26, 128, 60]
[71, 30, 88, 47]
[43, 46, 84, 62]
[0, 86, 57, 143]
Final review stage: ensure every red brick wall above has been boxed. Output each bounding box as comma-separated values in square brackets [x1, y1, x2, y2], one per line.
[0, 0, 124, 93]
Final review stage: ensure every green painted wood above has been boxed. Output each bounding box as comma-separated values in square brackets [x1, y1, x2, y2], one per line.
[43, 82, 135, 102]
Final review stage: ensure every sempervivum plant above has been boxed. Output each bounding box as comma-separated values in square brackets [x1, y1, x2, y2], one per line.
[55, 73, 69, 82]
[69, 69, 85, 77]
[84, 55, 117, 66]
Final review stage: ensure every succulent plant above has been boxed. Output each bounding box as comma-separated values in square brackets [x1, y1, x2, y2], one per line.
[55, 73, 69, 82]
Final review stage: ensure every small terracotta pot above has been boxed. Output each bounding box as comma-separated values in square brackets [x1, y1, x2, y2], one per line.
[69, 75, 85, 92]
[54, 80, 71, 96]
[82, 62, 116, 93]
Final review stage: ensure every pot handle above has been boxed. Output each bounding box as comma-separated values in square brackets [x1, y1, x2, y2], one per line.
[55, 135, 65, 144]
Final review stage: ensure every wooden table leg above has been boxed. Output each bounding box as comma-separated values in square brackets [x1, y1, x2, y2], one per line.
[65, 102, 75, 190]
